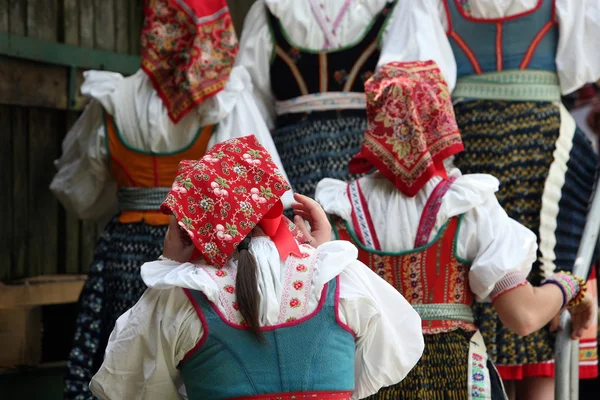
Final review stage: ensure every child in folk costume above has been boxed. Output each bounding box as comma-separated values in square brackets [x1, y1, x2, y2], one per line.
[89, 135, 424, 400]
[316, 61, 595, 399]
[379, 1, 600, 394]
[50, 1, 290, 398]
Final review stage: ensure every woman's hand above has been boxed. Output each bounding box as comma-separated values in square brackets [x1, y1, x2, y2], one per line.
[290, 193, 332, 247]
[567, 291, 595, 340]
[162, 215, 195, 263]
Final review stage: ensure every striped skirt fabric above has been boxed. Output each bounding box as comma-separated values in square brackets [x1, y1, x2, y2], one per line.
[272, 110, 366, 201]
[452, 100, 599, 379]
[64, 218, 167, 400]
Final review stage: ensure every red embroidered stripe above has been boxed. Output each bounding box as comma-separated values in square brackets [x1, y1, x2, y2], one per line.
[449, 30, 483, 74]
[519, 20, 555, 69]
[495, 23, 503, 71]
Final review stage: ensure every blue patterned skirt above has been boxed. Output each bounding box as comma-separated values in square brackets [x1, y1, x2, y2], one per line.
[64, 218, 167, 400]
[452, 100, 599, 379]
[272, 110, 367, 201]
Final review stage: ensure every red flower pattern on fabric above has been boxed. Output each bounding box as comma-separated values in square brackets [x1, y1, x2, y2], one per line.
[289, 298, 301, 308]
[296, 265, 307, 272]
[349, 61, 464, 196]
[161, 135, 291, 267]
[141, 0, 238, 122]
[293, 280, 304, 290]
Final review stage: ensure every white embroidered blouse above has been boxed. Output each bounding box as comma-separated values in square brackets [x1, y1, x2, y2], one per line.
[89, 240, 424, 400]
[49, 66, 292, 221]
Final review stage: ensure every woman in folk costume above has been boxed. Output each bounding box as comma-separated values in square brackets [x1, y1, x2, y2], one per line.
[88, 135, 424, 400]
[378, 0, 600, 395]
[235, 0, 407, 202]
[316, 61, 596, 399]
[50, 1, 290, 399]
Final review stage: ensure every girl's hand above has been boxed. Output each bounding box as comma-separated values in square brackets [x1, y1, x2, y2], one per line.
[162, 215, 195, 263]
[290, 193, 332, 247]
[568, 292, 595, 340]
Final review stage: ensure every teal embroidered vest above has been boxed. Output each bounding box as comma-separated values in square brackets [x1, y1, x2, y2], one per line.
[179, 277, 355, 400]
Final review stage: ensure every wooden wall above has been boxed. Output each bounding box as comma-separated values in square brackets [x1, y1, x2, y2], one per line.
[0, 0, 256, 282]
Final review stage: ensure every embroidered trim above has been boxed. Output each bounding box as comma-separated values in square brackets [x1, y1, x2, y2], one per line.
[490, 271, 529, 301]
[449, 30, 483, 74]
[411, 303, 475, 323]
[414, 177, 456, 247]
[275, 45, 310, 95]
[274, 92, 366, 115]
[519, 20, 556, 69]
[277, 247, 319, 323]
[347, 180, 381, 250]
[342, 39, 379, 91]
[453, 70, 561, 101]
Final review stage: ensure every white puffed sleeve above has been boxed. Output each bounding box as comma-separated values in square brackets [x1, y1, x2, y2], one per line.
[208, 66, 293, 208]
[90, 287, 201, 400]
[49, 99, 117, 221]
[234, 0, 276, 129]
[336, 255, 424, 399]
[377, 0, 457, 90]
[555, 0, 600, 94]
[462, 197, 537, 301]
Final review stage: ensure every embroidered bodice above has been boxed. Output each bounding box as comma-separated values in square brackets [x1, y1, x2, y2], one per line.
[267, 1, 396, 102]
[444, 0, 558, 77]
[332, 179, 476, 334]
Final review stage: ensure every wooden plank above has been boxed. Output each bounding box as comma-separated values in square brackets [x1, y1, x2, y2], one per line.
[27, 0, 59, 41]
[63, 0, 79, 45]
[0, 59, 88, 110]
[9, 0, 28, 280]
[0, 0, 8, 34]
[128, 0, 144, 54]
[63, 113, 81, 274]
[114, 0, 129, 53]
[0, 106, 12, 282]
[27, 0, 60, 276]
[11, 107, 28, 279]
[79, 0, 94, 48]
[28, 109, 59, 276]
[0, 275, 86, 308]
[0, 0, 10, 282]
[7, 0, 26, 35]
[61, 0, 81, 274]
[93, 0, 115, 51]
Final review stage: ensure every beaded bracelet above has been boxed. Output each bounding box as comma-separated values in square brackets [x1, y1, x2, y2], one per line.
[541, 271, 587, 308]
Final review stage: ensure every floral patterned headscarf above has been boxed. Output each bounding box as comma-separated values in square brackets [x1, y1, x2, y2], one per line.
[141, 0, 238, 123]
[349, 61, 464, 197]
[161, 135, 301, 267]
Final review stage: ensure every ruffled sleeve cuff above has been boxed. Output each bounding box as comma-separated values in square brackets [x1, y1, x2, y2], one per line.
[490, 271, 530, 302]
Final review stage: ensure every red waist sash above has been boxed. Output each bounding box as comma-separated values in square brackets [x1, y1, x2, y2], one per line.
[231, 391, 353, 400]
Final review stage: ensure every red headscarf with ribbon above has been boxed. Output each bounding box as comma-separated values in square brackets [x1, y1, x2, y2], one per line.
[161, 135, 302, 267]
[141, 0, 238, 123]
[349, 61, 464, 197]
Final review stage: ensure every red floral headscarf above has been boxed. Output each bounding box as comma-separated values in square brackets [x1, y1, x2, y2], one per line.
[349, 61, 464, 197]
[141, 0, 238, 123]
[161, 135, 301, 267]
